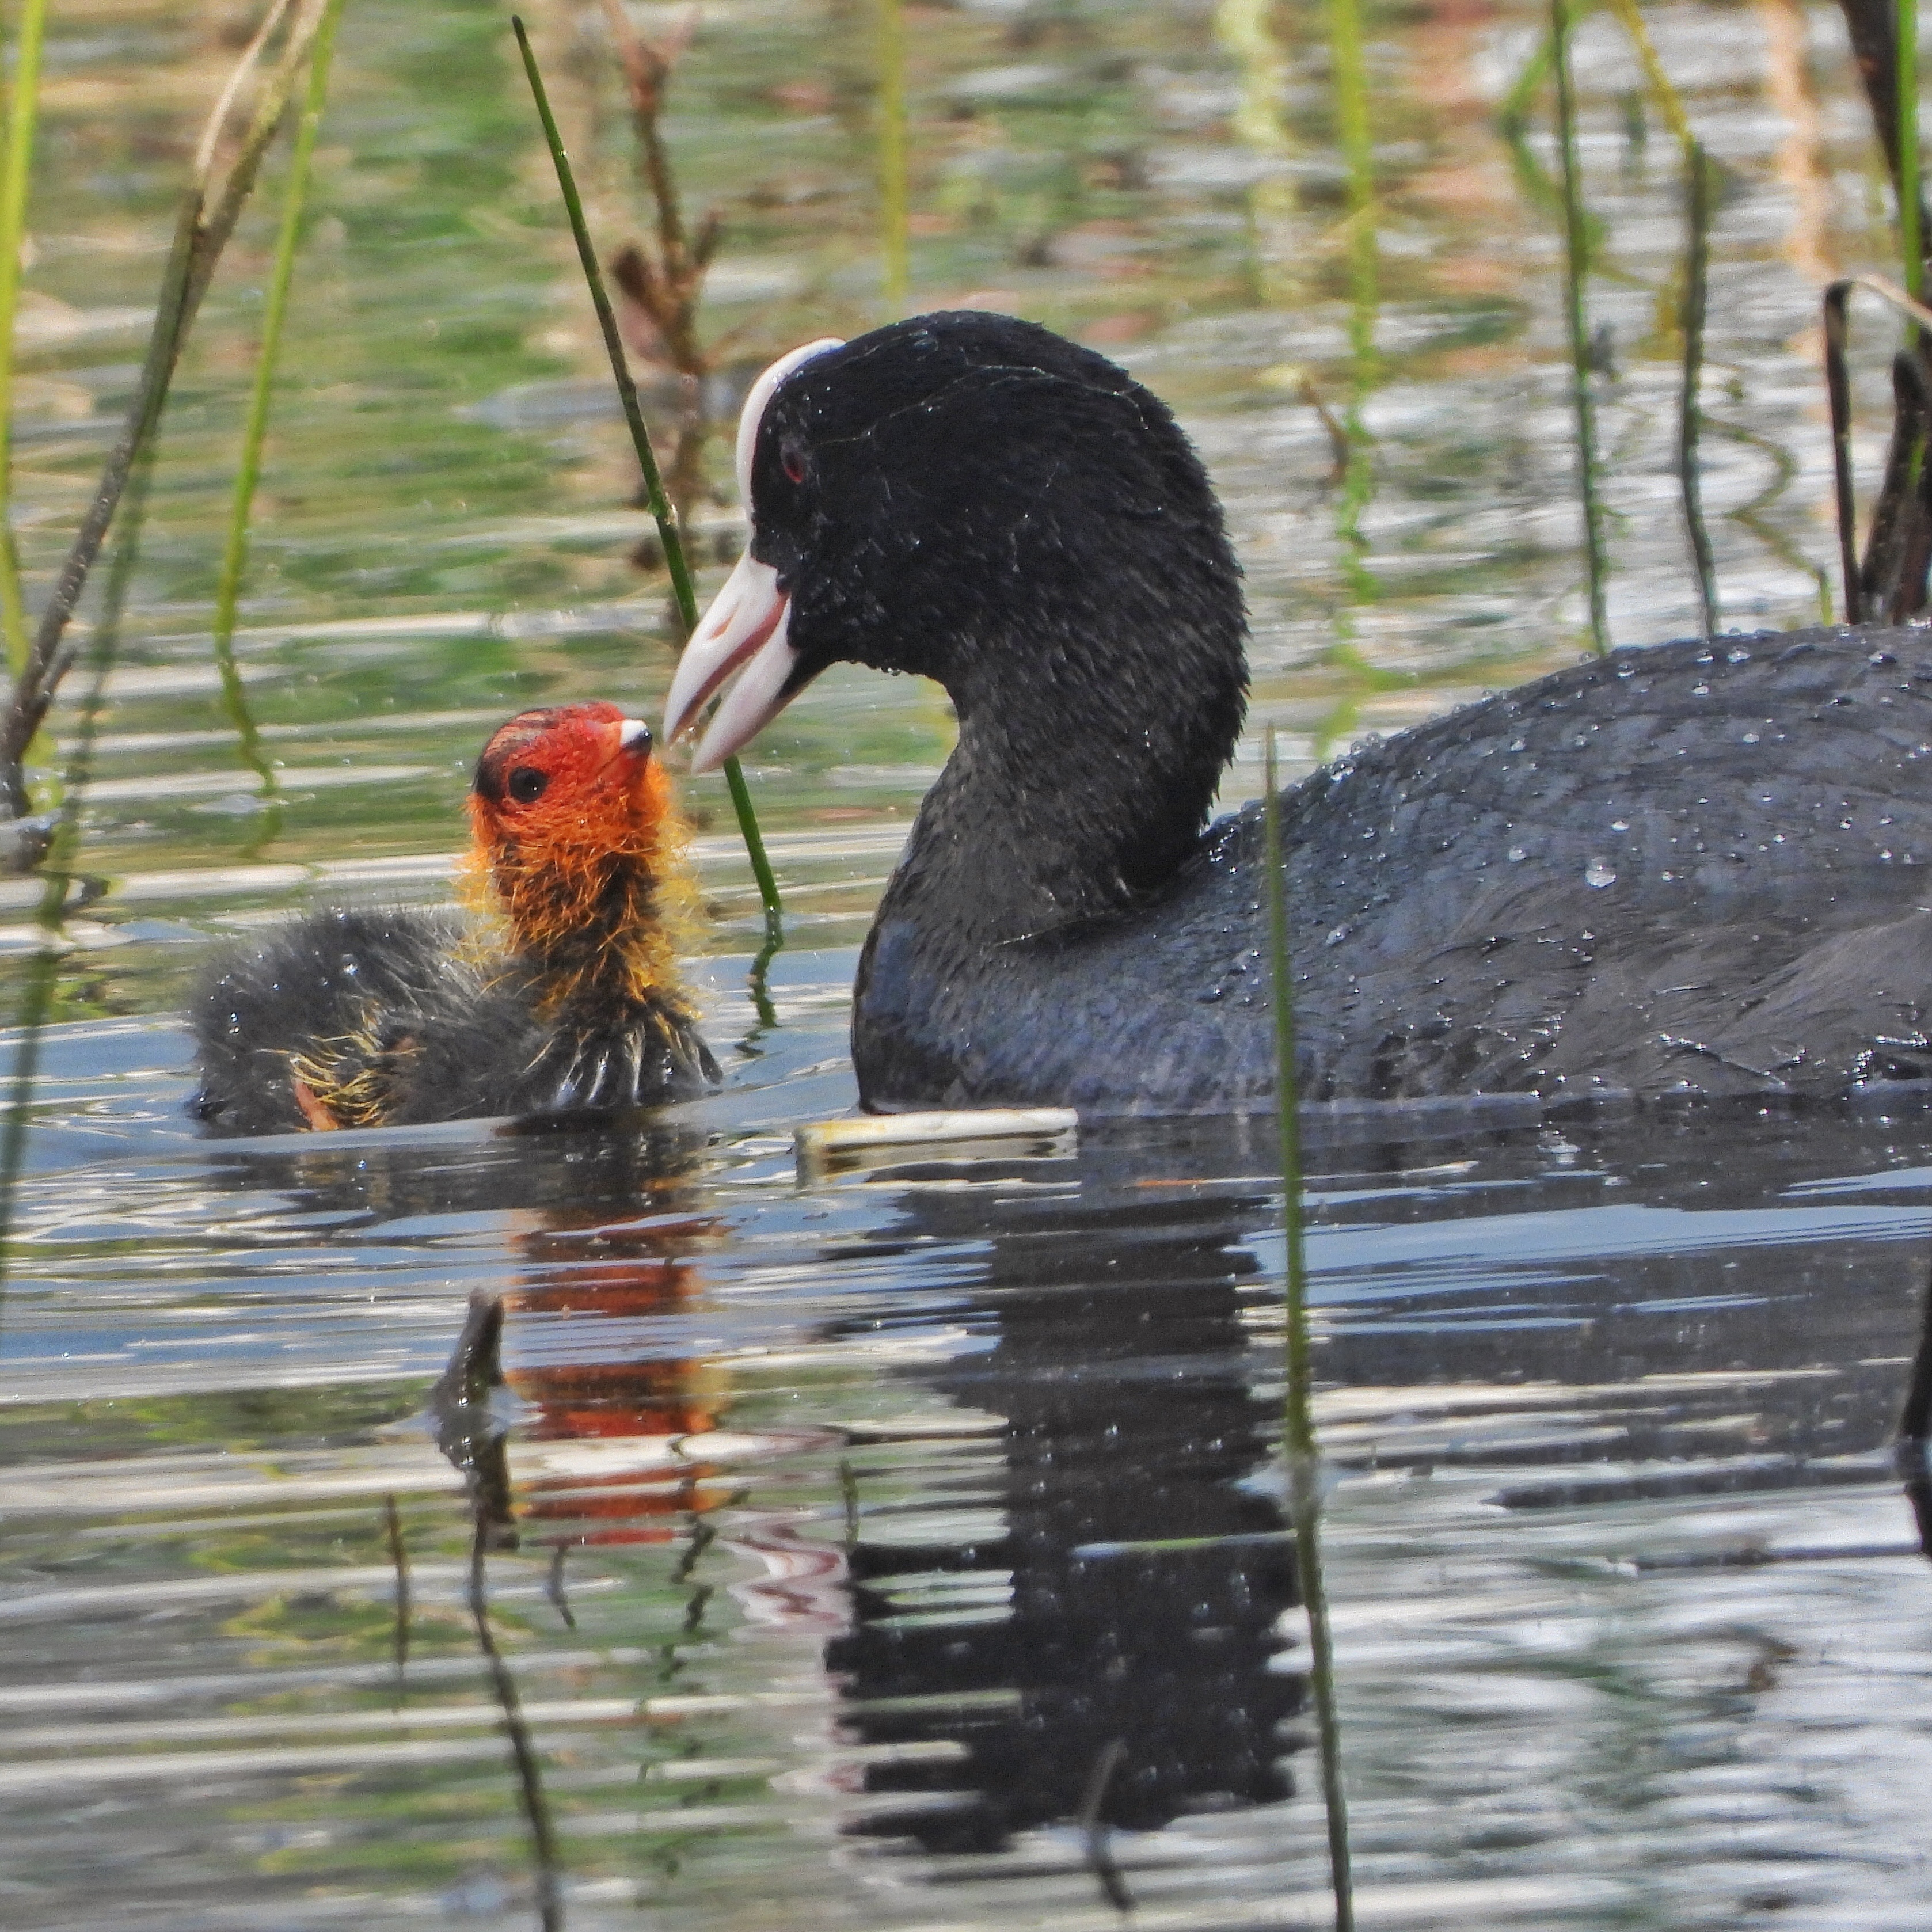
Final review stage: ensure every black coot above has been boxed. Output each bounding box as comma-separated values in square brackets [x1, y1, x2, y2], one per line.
[193, 703, 717, 1134]
[665, 311, 1932, 1115]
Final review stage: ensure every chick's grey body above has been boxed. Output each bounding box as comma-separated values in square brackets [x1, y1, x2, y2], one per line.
[857, 626, 1932, 1113]
[192, 907, 718, 1136]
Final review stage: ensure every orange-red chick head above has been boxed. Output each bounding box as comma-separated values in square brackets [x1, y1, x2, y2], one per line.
[466, 702, 690, 996]
[470, 702, 667, 850]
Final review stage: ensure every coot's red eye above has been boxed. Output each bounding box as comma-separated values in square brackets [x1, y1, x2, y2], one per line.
[507, 766, 549, 805]
[781, 438, 807, 485]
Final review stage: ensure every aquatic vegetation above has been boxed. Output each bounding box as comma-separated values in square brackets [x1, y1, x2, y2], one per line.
[1264, 730, 1352, 1932]
[514, 16, 783, 948]
[0, 0, 48, 675]
[210, 0, 348, 826]
[874, 0, 910, 309]
[1550, 0, 1609, 655]
[0, 0, 343, 836]
[1, 11, 1931, 1928]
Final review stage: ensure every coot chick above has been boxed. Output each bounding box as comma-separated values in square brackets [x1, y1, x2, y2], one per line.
[665, 311, 1932, 1115]
[192, 702, 718, 1135]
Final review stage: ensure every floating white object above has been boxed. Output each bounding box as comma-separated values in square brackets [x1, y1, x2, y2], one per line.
[796, 1108, 1079, 1173]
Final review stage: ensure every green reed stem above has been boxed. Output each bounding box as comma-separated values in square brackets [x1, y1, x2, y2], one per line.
[1602, 0, 1695, 155]
[1263, 732, 1352, 1932]
[0, 441, 155, 1314]
[211, 0, 345, 807]
[1329, 0, 1376, 359]
[1823, 281, 1863, 621]
[3, 0, 327, 830]
[876, 0, 910, 310]
[0, 0, 47, 677]
[1326, 0, 1379, 622]
[1679, 140, 1717, 637]
[1903, 0, 1923, 301]
[1551, 0, 1610, 655]
[512, 17, 783, 943]
[1499, 27, 1554, 135]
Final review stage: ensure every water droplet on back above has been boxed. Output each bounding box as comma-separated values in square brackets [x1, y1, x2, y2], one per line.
[1584, 857, 1617, 889]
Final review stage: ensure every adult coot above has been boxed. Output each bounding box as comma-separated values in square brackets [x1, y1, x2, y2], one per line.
[192, 702, 718, 1134]
[666, 311, 1932, 1114]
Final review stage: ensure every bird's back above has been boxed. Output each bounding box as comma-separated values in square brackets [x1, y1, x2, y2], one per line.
[857, 626, 1932, 1113]
[191, 905, 717, 1134]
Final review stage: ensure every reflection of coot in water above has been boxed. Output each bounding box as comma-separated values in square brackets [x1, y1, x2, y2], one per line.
[822, 1105, 1932, 1855]
[1309, 1107, 1932, 1498]
[825, 1165, 1300, 1853]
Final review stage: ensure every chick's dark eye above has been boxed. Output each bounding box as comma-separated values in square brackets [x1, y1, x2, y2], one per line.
[507, 766, 549, 805]
[780, 437, 808, 485]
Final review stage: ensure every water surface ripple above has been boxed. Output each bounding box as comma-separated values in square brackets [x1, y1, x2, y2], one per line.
[3, 2, 1931, 1927]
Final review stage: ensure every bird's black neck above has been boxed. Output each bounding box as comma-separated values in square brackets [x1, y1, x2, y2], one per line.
[887, 640, 1242, 948]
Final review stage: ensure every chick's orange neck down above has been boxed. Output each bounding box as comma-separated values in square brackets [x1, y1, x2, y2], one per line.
[463, 705, 698, 1019]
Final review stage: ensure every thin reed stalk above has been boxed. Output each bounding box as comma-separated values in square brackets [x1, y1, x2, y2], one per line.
[2, 0, 337, 835]
[1896, 1262, 1932, 1556]
[382, 1493, 411, 1690]
[1824, 280, 1865, 619]
[1328, 0, 1376, 370]
[211, 0, 346, 804]
[0, 0, 48, 675]
[0, 443, 156, 1309]
[596, 0, 720, 524]
[1551, 0, 1611, 655]
[468, 1516, 563, 1932]
[1075, 1737, 1132, 1914]
[1902, 0, 1923, 300]
[512, 17, 784, 945]
[875, 0, 910, 310]
[1603, 0, 1697, 152]
[1262, 732, 1352, 1932]
[1499, 28, 1554, 132]
[1821, 271, 1932, 619]
[1679, 140, 1718, 637]
[1216, 0, 1296, 307]
[1326, 0, 1379, 618]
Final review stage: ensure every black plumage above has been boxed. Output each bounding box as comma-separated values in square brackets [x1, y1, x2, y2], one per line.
[191, 906, 717, 1135]
[670, 311, 1932, 1115]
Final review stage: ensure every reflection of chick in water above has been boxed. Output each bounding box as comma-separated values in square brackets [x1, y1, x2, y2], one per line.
[503, 1206, 730, 1549]
[824, 1168, 1301, 1854]
[436, 1124, 734, 1551]
[241, 1119, 735, 1554]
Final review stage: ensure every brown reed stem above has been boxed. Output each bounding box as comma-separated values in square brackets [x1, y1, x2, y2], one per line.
[1, 0, 334, 835]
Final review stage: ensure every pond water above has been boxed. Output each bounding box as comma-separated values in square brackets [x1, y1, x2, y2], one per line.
[3, 0, 1931, 1926]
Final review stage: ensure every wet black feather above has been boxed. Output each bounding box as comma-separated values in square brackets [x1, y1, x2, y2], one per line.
[740, 314, 1932, 1112]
